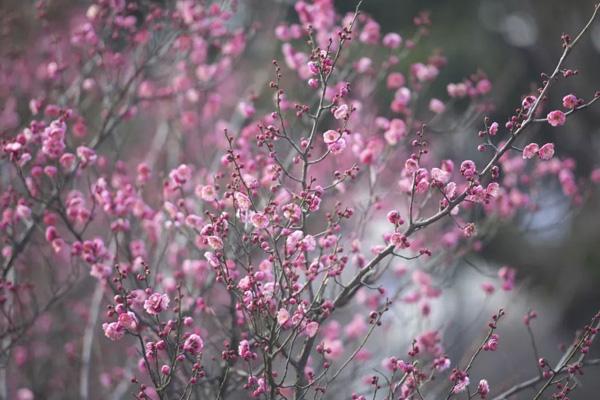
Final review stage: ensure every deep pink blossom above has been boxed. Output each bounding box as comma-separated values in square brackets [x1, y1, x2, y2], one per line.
[547, 110, 566, 127]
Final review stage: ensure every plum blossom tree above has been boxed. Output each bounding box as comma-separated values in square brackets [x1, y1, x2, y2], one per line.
[1, 0, 600, 399]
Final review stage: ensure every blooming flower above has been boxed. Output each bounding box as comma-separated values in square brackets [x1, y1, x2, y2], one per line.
[117, 311, 138, 331]
[522, 143, 539, 159]
[234, 192, 252, 211]
[538, 143, 555, 160]
[333, 104, 349, 120]
[547, 110, 566, 127]
[323, 129, 341, 144]
[169, 164, 192, 187]
[238, 339, 254, 360]
[460, 160, 477, 178]
[102, 322, 125, 341]
[207, 235, 224, 250]
[431, 168, 450, 184]
[304, 321, 319, 337]
[197, 185, 217, 202]
[144, 292, 170, 315]
[452, 375, 470, 394]
[250, 212, 269, 229]
[522, 95, 537, 110]
[562, 94, 578, 109]
[76, 146, 97, 167]
[183, 334, 204, 355]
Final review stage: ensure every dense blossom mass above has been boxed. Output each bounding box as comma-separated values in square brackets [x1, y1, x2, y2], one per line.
[0, 0, 600, 399]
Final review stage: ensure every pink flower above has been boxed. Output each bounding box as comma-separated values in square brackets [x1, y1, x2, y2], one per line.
[360, 20, 381, 44]
[304, 321, 319, 337]
[447, 83, 467, 98]
[546, 110, 566, 127]
[538, 143, 555, 160]
[591, 168, 600, 183]
[333, 104, 349, 120]
[522, 143, 539, 159]
[483, 333, 499, 351]
[207, 235, 224, 250]
[430, 168, 450, 184]
[463, 223, 476, 238]
[355, 57, 372, 73]
[197, 185, 217, 202]
[390, 232, 410, 249]
[16, 388, 34, 400]
[277, 308, 290, 326]
[183, 334, 204, 355]
[460, 160, 477, 178]
[169, 164, 192, 187]
[404, 158, 419, 173]
[562, 94, 578, 109]
[250, 212, 269, 229]
[102, 322, 125, 341]
[323, 129, 346, 154]
[476, 79, 492, 95]
[15, 204, 32, 221]
[322, 129, 341, 144]
[521, 95, 537, 110]
[386, 72, 405, 89]
[386, 210, 403, 225]
[307, 61, 319, 75]
[412, 63, 438, 82]
[238, 101, 255, 118]
[238, 339, 254, 360]
[478, 379, 490, 398]
[452, 375, 470, 394]
[143, 292, 170, 315]
[382, 32, 402, 49]
[481, 282, 495, 295]
[433, 356, 451, 371]
[234, 192, 252, 211]
[323, 338, 344, 360]
[488, 122, 499, 136]
[498, 266, 516, 291]
[384, 119, 406, 145]
[204, 251, 220, 267]
[59, 153, 76, 171]
[300, 234, 316, 251]
[345, 315, 367, 339]
[76, 146, 97, 167]
[328, 138, 346, 154]
[117, 311, 138, 331]
[42, 120, 66, 159]
[429, 98, 445, 114]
